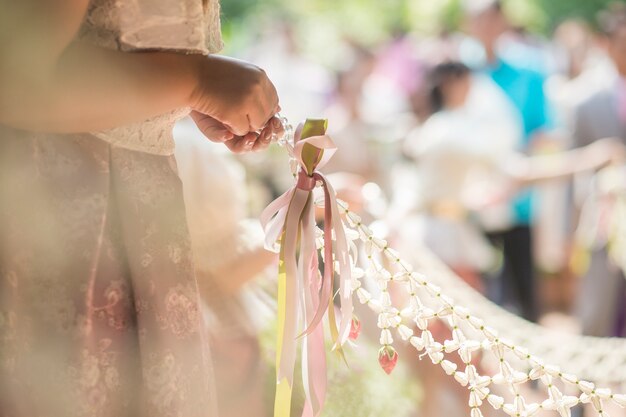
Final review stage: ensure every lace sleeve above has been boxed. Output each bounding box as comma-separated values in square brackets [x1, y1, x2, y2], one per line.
[80, 0, 223, 55]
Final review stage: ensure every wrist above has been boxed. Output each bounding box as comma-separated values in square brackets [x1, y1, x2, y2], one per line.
[178, 53, 207, 109]
[186, 54, 223, 111]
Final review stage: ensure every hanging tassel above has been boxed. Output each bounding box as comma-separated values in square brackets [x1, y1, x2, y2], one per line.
[261, 119, 354, 417]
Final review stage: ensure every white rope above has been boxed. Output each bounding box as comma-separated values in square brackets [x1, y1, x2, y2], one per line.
[398, 243, 626, 385]
[339, 201, 626, 416]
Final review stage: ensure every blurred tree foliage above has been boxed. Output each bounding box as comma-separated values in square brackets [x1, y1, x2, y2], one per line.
[536, 0, 620, 31]
[221, 0, 624, 38]
[436, 0, 621, 33]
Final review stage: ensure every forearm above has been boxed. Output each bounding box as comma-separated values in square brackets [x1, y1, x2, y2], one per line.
[0, 42, 201, 132]
[518, 146, 610, 185]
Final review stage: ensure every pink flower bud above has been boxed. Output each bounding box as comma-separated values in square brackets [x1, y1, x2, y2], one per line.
[349, 316, 361, 341]
[378, 345, 398, 375]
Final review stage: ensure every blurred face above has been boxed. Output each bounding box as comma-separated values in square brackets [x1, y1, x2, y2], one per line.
[466, 8, 508, 48]
[608, 26, 626, 76]
[443, 74, 471, 109]
[553, 21, 591, 78]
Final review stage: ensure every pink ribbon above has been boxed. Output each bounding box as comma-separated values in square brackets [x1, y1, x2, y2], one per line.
[261, 123, 353, 417]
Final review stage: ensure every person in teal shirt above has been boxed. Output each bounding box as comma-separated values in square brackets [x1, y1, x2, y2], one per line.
[464, 0, 553, 321]
[489, 58, 552, 225]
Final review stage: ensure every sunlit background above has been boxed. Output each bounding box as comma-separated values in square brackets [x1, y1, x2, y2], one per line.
[173, 0, 626, 416]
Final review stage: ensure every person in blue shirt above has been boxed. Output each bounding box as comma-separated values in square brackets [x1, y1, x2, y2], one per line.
[489, 59, 551, 225]
[464, 0, 553, 321]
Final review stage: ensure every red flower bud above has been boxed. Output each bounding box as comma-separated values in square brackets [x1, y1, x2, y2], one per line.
[349, 315, 361, 341]
[378, 345, 398, 375]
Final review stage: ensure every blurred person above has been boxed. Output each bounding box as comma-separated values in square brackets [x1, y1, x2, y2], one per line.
[401, 61, 623, 417]
[405, 61, 625, 302]
[174, 121, 277, 417]
[405, 62, 499, 285]
[500, 26, 551, 74]
[538, 20, 606, 309]
[0, 1, 283, 416]
[352, 37, 436, 195]
[463, 0, 555, 321]
[374, 29, 424, 98]
[403, 30, 466, 124]
[547, 19, 612, 132]
[572, 3, 626, 338]
[323, 45, 378, 179]
[402, 63, 495, 417]
[369, 30, 432, 141]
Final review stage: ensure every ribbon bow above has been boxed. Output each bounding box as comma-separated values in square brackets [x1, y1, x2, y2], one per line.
[261, 119, 353, 417]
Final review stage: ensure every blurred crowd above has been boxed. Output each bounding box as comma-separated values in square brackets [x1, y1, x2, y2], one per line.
[174, 0, 626, 416]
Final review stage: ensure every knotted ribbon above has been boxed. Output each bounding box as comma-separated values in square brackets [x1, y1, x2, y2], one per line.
[261, 119, 353, 417]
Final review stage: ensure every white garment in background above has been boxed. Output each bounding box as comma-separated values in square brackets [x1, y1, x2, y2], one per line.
[174, 120, 271, 417]
[405, 75, 522, 270]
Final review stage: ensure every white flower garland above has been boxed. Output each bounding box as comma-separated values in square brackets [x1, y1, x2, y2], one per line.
[340, 201, 625, 417]
[272, 116, 626, 417]
[402, 245, 626, 384]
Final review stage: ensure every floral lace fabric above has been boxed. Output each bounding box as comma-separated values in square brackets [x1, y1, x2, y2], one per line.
[0, 129, 217, 417]
[0, 2, 223, 415]
[78, 0, 223, 54]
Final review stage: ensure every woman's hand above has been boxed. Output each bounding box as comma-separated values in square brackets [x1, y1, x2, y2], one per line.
[189, 55, 284, 153]
[190, 111, 284, 153]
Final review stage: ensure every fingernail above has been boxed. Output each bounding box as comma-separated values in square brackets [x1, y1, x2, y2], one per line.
[272, 118, 282, 128]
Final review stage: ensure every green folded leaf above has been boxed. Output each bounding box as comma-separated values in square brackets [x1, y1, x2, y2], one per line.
[299, 118, 328, 175]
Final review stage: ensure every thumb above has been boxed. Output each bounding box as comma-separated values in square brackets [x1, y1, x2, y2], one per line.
[190, 111, 234, 142]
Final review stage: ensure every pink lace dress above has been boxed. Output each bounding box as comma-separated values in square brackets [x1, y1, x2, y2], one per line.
[0, 1, 222, 416]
